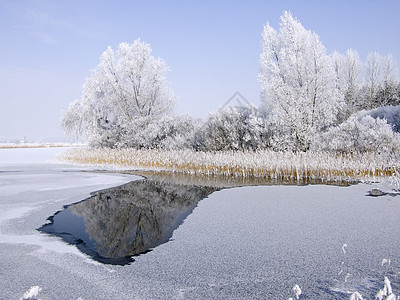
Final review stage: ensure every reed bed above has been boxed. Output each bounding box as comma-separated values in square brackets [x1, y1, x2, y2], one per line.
[59, 147, 400, 183]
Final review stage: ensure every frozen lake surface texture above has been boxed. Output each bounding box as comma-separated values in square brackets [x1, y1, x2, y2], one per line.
[0, 148, 399, 299]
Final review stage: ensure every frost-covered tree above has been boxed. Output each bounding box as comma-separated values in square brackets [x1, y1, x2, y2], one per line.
[365, 52, 382, 110]
[361, 52, 399, 109]
[332, 49, 363, 120]
[62, 39, 175, 147]
[375, 82, 400, 107]
[259, 11, 343, 151]
[379, 54, 399, 106]
[61, 99, 83, 139]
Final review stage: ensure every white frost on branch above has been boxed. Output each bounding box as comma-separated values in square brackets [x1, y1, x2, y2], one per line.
[382, 258, 391, 267]
[293, 284, 302, 299]
[342, 243, 348, 255]
[20, 286, 41, 300]
[376, 277, 397, 300]
[349, 291, 363, 300]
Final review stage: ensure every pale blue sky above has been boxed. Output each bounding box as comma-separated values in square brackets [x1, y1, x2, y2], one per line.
[1, 0, 399, 141]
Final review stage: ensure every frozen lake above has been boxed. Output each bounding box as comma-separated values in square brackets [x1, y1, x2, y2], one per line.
[1, 147, 399, 299]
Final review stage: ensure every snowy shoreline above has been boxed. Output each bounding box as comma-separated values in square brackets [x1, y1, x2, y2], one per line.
[0, 142, 85, 149]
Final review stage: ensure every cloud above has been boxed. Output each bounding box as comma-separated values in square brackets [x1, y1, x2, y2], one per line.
[31, 29, 57, 45]
[24, 9, 65, 45]
[1, 2, 101, 46]
[23, 6, 102, 42]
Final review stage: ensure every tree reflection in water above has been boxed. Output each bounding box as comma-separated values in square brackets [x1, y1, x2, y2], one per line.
[38, 171, 352, 265]
[38, 177, 217, 265]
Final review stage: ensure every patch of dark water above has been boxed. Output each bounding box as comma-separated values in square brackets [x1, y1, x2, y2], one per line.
[37, 172, 355, 265]
[38, 178, 217, 265]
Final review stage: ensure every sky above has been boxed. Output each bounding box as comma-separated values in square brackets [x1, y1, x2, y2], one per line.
[1, 0, 400, 141]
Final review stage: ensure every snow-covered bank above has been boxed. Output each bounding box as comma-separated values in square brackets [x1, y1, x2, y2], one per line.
[1, 146, 72, 165]
[0, 142, 84, 149]
[60, 147, 400, 183]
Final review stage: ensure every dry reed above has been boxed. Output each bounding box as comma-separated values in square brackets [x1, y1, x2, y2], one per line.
[59, 147, 400, 182]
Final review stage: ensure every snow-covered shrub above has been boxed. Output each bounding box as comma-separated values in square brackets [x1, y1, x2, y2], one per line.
[196, 106, 271, 151]
[117, 115, 201, 150]
[357, 105, 400, 133]
[317, 114, 400, 154]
